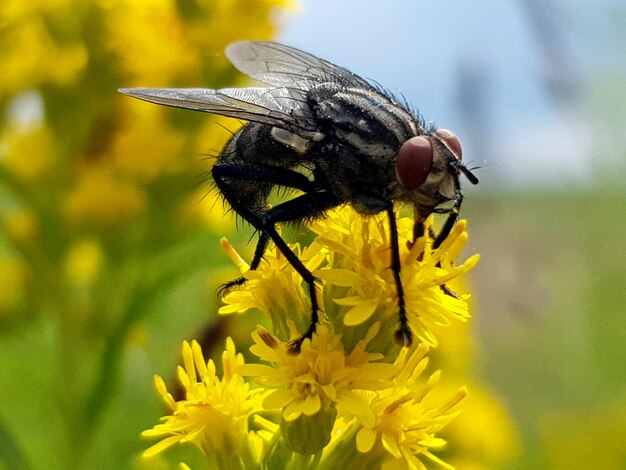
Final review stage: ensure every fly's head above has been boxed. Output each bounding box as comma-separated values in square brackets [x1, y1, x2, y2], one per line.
[394, 129, 478, 207]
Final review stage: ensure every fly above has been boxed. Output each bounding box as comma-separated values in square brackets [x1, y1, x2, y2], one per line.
[119, 41, 479, 351]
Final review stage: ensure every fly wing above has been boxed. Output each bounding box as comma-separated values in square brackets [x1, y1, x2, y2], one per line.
[226, 41, 372, 90]
[118, 86, 321, 138]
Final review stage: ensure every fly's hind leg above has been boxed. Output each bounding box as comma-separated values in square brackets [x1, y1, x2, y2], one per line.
[217, 231, 270, 297]
[258, 191, 342, 352]
[212, 161, 314, 295]
[212, 161, 342, 352]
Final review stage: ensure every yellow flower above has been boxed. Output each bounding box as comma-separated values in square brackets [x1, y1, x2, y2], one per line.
[241, 323, 393, 421]
[142, 338, 263, 465]
[63, 239, 103, 287]
[2, 124, 55, 181]
[145, 205, 481, 464]
[105, 0, 197, 85]
[3, 208, 38, 245]
[445, 385, 520, 469]
[0, 4, 87, 92]
[111, 101, 194, 181]
[312, 208, 479, 347]
[354, 344, 467, 470]
[238, 323, 395, 454]
[63, 167, 146, 229]
[219, 238, 326, 341]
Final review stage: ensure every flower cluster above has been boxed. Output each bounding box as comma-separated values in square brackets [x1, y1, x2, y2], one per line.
[143, 208, 480, 468]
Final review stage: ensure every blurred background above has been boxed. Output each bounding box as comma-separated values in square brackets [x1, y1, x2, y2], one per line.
[1, 0, 625, 468]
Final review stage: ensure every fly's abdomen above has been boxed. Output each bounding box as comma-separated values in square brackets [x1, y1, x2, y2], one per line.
[213, 123, 305, 216]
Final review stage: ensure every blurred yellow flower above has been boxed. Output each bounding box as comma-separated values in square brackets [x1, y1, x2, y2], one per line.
[446, 385, 520, 469]
[2, 125, 55, 181]
[110, 103, 190, 181]
[3, 208, 38, 244]
[63, 239, 103, 286]
[105, 0, 197, 85]
[63, 167, 146, 228]
[0, 9, 87, 91]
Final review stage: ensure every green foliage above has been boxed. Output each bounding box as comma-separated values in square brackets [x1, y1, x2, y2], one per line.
[465, 191, 626, 469]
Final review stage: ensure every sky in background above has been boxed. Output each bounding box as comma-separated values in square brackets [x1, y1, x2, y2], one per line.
[277, 0, 626, 190]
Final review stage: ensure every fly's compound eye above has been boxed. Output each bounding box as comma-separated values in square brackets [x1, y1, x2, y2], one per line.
[395, 136, 433, 190]
[435, 128, 462, 160]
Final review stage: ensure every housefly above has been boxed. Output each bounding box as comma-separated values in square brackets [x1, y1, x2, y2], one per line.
[119, 41, 478, 351]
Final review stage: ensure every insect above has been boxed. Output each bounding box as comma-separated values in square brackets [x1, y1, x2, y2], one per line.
[119, 41, 478, 351]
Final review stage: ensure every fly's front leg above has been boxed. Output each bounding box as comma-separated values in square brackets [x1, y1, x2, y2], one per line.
[355, 197, 412, 347]
[433, 192, 463, 249]
[412, 204, 436, 245]
[386, 206, 412, 347]
[433, 192, 464, 298]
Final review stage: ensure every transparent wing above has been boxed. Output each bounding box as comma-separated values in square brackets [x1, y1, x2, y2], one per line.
[226, 41, 372, 90]
[119, 86, 320, 138]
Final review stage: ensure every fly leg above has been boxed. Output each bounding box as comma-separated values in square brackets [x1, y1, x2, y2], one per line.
[353, 198, 412, 347]
[259, 191, 342, 352]
[212, 161, 315, 295]
[212, 161, 342, 352]
[432, 192, 464, 298]
[386, 206, 412, 347]
[433, 192, 463, 249]
[217, 231, 270, 296]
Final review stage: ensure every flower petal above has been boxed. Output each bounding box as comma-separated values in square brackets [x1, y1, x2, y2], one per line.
[302, 393, 321, 416]
[263, 388, 294, 410]
[344, 298, 378, 326]
[356, 427, 376, 453]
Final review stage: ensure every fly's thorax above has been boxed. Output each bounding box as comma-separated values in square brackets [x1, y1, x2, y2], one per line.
[309, 84, 419, 152]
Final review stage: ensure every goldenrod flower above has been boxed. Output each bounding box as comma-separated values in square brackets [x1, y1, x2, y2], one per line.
[219, 238, 326, 341]
[312, 208, 479, 348]
[237, 323, 395, 454]
[242, 323, 393, 419]
[142, 339, 263, 466]
[353, 344, 467, 469]
[63, 239, 102, 287]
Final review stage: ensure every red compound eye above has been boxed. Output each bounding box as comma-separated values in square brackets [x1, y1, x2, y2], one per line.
[436, 128, 462, 160]
[395, 136, 433, 189]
